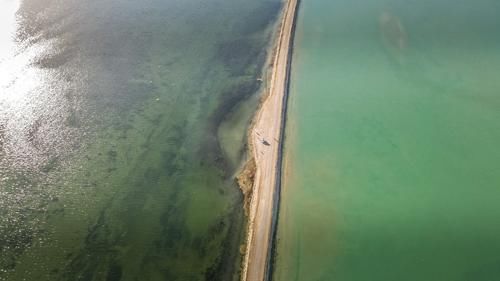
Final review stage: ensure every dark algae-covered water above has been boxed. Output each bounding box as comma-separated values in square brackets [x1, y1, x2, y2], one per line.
[274, 0, 500, 280]
[0, 0, 282, 280]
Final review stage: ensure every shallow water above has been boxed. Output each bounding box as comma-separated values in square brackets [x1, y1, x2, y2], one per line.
[274, 0, 500, 280]
[0, 0, 282, 280]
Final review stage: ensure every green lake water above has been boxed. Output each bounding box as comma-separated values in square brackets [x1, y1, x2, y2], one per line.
[274, 0, 500, 280]
[0, 0, 282, 280]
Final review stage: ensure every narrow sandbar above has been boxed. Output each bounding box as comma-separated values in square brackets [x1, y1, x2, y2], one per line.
[239, 0, 299, 280]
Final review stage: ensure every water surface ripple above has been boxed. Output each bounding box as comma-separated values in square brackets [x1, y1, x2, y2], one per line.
[0, 0, 282, 280]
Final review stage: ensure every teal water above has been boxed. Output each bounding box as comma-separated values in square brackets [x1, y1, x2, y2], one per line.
[275, 0, 500, 280]
[0, 0, 282, 280]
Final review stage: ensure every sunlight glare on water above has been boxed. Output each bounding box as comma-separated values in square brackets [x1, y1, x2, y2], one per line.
[0, 0, 20, 61]
[0, 0, 62, 171]
[1, 0, 282, 279]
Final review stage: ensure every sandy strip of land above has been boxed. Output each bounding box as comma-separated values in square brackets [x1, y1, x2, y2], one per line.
[240, 0, 298, 280]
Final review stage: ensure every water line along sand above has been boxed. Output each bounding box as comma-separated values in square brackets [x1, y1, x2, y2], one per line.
[239, 0, 298, 280]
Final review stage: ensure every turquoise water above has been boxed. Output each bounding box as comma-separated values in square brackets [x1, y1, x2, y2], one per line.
[0, 0, 282, 280]
[274, 0, 500, 280]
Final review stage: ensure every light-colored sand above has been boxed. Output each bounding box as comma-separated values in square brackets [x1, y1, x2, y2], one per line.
[240, 0, 298, 280]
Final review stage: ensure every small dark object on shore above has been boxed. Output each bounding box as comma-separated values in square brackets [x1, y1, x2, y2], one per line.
[262, 140, 271, 146]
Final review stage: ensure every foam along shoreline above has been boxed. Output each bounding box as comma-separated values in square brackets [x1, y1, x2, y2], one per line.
[238, 0, 299, 280]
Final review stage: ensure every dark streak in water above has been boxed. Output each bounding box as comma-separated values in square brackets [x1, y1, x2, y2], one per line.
[1, 0, 284, 280]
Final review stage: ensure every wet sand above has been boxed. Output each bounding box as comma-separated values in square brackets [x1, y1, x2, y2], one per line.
[239, 0, 298, 280]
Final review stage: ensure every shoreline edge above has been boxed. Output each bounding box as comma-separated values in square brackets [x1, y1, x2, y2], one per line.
[238, 0, 300, 280]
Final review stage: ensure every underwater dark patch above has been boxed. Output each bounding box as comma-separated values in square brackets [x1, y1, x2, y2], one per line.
[236, 1, 283, 35]
[217, 37, 261, 75]
[106, 262, 122, 281]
